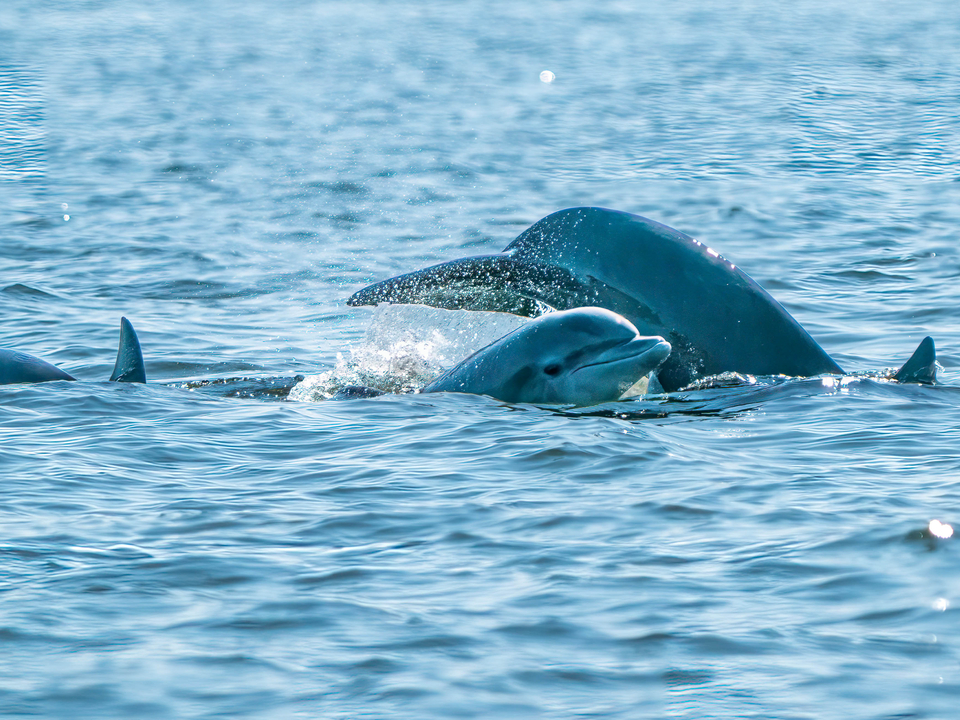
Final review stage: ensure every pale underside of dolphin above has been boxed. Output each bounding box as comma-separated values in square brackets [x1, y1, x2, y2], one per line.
[348, 207, 937, 391]
[0, 317, 146, 385]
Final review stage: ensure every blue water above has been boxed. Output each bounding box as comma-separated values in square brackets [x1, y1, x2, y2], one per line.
[3, 1, 960, 718]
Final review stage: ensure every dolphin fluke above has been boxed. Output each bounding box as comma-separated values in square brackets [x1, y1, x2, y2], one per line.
[894, 336, 937, 385]
[109, 317, 146, 383]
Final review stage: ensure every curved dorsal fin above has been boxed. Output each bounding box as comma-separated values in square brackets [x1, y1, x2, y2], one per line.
[109, 317, 146, 383]
[894, 336, 937, 385]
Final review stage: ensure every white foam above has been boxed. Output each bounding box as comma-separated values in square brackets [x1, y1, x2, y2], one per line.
[289, 304, 532, 402]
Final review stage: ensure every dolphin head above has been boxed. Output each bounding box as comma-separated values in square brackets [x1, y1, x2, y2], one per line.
[423, 307, 671, 406]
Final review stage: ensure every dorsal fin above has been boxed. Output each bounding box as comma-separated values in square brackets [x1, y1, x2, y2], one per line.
[109, 317, 146, 383]
[894, 336, 937, 385]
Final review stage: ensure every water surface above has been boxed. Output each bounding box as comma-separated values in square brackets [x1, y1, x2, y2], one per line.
[2, 1, 960, 718]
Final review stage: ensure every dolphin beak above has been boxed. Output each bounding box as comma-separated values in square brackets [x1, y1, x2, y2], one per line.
[576, 336, 671, 374]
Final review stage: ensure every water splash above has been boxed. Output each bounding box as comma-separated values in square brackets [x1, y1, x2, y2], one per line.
[289, 304, 531, 401]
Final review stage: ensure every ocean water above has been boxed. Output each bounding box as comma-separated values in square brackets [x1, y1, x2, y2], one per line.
[2, 1, 960, 718]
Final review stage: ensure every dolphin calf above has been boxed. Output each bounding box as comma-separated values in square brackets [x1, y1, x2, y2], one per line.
[421, 306, 671, 405]
[348, 207, 936, 390]
[0, 317, 146, 385]
[301, 307, 671, 406]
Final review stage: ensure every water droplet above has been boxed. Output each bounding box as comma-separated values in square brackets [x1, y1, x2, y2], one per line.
[539, 70, 555, 83]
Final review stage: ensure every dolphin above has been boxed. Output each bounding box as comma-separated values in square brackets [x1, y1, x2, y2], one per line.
[0, 317, 146, 385]
[308, 307, 671, 405]
[348, 207, 936, 390]
[422, 307, 670, 405]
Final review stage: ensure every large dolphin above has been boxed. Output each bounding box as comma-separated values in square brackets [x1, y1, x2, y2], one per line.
[0, 317, 146, 385]
[421, 306, 670, 405]
[348, 207, 934, 390]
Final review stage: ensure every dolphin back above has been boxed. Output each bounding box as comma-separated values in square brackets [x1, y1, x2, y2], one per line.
[0, 349, 76, 384]
[347, 255, 591, 317]
[109, 317, 146, 383]
[505, 208, 843, 388]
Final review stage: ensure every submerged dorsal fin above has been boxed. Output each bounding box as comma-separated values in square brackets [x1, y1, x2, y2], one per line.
[894, 336, 937, 385]
[109, 317, 146, 383]
[330, 385, 386, 400]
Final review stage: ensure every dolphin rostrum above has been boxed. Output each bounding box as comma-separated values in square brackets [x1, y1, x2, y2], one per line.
[422, 306, 670, 405]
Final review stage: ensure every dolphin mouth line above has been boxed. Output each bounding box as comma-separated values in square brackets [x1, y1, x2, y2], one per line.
[573, 338, 671, 374]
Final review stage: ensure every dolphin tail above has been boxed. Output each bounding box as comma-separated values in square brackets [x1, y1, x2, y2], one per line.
[109, 317, 146, 383]
[894, 336, 937, 384]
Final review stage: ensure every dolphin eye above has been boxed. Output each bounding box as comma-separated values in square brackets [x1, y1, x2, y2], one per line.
[544, 363, 561, 376]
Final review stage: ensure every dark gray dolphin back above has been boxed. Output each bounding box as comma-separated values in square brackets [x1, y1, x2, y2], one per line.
[109, 317, 146, 383]
[0, 349, 76, 384]
[505, 208, 842, 388]
[348, 254, 588, 317]
[349, 207, 843, 390]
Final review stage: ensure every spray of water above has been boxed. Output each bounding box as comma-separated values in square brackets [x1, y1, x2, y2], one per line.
[289, 304, 532, 401]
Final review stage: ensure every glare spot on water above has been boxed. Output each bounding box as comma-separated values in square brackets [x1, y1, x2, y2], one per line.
[929, 519, 953, 539]
[933, 598, 949, 611]
[539, 70, 555, 83]
[821, 376, 859, 393]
